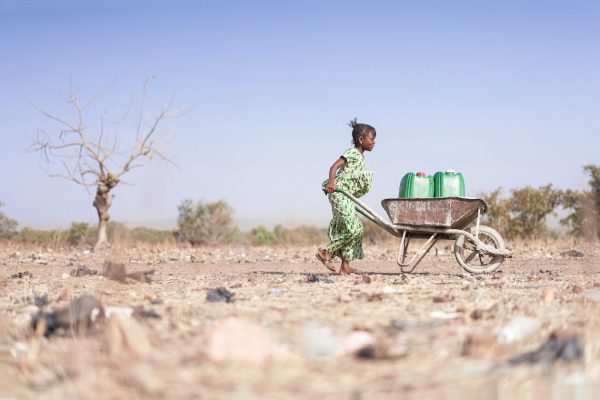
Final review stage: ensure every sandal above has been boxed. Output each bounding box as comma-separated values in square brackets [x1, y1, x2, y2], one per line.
[315, 252, 336, 272]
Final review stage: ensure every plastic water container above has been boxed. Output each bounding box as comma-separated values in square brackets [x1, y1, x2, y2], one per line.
[399, 172, 434, 198]
[434, 170, 465, 197]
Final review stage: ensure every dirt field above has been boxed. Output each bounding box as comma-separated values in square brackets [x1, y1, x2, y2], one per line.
[1, 241, 600, 399]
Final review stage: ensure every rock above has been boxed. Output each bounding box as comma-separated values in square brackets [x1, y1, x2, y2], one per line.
[31, 294, 102, 337]
[10, 271, 33, 279]
[206, 317, 283, 364]
[361, 274, 372, 284]
[206, 288, 234, 303]
[469, 305, 498, 321]
[560, 250, 584, 258]
[462, 332, 506, 358]
[541, 288, 554, 302]
[103, 260, 154, 283]
[433, 295, 454, 303]
[355, 336, 408, 360]
[103, 261, 127, 282]
[34, 295, 49, 307]
[429, 311, 461, 320]
[508, 332, 583, 365]
[307, 274, 333, 283]
[391, 319, 439, 331]
[581, 289, 600, 302]
[70, 265, 98, 277]
[10, 341, 28, 358]
[106, 315, 152, 358]
[105, 306, 135, 319]
[340, 330, 376, 354]
[496, 316, 540, 343]
[571, 285, 583, 294]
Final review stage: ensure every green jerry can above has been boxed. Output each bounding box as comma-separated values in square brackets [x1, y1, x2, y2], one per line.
[399, 172, 434, 198]
[434, 170, 465, 197]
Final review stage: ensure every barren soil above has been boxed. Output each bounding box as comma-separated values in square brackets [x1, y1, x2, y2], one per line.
[1, 242, 600, 399]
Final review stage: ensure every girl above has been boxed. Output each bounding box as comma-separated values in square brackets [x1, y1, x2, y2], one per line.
[316, 119, 376, 274]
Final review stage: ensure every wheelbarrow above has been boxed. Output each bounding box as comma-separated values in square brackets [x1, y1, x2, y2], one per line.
[334, 189, 513, 274]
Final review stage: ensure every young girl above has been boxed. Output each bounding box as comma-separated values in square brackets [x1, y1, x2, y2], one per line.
[316, 119, 376, 274]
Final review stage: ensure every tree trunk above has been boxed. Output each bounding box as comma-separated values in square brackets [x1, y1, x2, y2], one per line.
[93, 182, 114, 250]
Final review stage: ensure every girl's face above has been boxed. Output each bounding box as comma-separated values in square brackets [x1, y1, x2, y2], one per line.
[360, 131, 376, 151]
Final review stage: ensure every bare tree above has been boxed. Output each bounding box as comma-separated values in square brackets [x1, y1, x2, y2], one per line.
[29, 78, 178, 249]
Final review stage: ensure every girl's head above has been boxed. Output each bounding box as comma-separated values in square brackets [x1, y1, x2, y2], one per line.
[348, 118, 376, 151]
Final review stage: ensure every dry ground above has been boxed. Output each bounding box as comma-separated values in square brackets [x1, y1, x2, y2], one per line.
[1, 241, 600, 399]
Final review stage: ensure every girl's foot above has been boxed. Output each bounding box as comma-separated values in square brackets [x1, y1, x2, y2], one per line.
[339, 260, 359, 275]
[316, 250, 336, 272]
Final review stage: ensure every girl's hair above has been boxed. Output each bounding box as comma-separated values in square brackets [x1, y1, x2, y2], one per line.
[348, 118, 376, 146]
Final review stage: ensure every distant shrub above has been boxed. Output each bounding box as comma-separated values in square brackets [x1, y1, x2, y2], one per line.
[481, 185, 562, 239]
[247, 226, 276, 245]
[176, 199, 236, 245]
[583, 165, 600, 238]
[67, 222, 90, 246]
[14, 228, 65, 247]
[362, 219, 393, 244]
[0, 201, 17, 240]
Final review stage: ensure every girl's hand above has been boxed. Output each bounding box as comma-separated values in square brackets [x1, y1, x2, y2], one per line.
[325, 180, 337, 193]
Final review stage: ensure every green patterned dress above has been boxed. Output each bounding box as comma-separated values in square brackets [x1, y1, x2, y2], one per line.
[322, 148, 373, 261]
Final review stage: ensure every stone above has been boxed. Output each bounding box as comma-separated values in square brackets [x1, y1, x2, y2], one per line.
[106, 315, 152, 358]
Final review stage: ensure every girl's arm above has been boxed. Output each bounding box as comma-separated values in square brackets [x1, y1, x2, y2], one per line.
[324, 157, 347, 193]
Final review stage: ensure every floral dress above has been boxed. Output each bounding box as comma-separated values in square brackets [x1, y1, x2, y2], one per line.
[322, 148, 373, 261]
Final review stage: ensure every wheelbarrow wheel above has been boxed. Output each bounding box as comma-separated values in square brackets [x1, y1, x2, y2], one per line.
[454, 225, 505, 274]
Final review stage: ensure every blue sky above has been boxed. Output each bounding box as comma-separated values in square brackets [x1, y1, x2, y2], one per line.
[0, 0, 598, 228]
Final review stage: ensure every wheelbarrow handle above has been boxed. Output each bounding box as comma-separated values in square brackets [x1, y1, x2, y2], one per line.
[333, 189, 398, 234]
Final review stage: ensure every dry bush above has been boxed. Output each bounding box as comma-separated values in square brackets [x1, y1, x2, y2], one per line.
[176, 199, 237, 246]
[0, 201, 17, 240]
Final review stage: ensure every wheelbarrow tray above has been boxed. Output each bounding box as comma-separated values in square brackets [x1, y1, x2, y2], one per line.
[381, 197, 487, 229]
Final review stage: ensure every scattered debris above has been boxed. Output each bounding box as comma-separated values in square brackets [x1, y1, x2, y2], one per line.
[206, 287, 235, 303]
[10, 271, 33, 279]
[508, 332, 583, 365]
[496, 316, 540, 343]
[307, 274, 333, 283]
[560, 250, 584, 258]
[31, 294, 102, 337]
[230, 283, 243, 289]
[70, 265, 98, 277]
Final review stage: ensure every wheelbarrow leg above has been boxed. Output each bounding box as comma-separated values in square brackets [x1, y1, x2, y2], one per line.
[397, 232, 439, 273]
